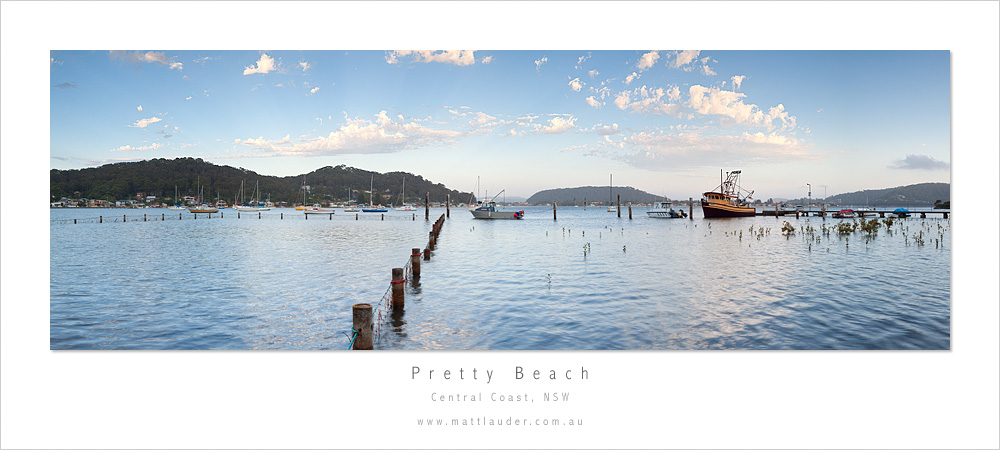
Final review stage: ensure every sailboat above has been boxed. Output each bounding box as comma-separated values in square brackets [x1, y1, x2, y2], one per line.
[362, 175, 388, 212]
[235, 180, 270, 212]
[294, 177, 308, 210]
[188, 177, 218, 213]
[343, 186, 360, 212]
[168, 185, 186, 210]
[395, 176, 417, 211]
[606, 174, 617, 212]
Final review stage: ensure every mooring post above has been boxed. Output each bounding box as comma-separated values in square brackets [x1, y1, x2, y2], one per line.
[423, 247, 430, 260]
[305, 213, 308, 220]
[74, 219, 77, 224]
[144, 214, 146, 222]
[628, 203, 632, 219]
[258, 212, 261, 219]
[281, 213, 283, 220]
[238, 212, 240, 219]
[429, 231, 436, 250]
[356, 213, 358, 220]
[221, 212, 223, 218]
[617, 195, 621, 218]
[553, 202, 557, 220]
[329, 212, 332, 220]
[796, 210, 800, 219]
[943, 212, 948, 219]
[689, 198, 693, 220]
[425, 192, 430, 220]
[162, 213, 164, 221]
[446, 194, 450, 218]
[411, 248, 422, 278]
[391, 268, 405, 308]
[179, 213, 182, 220]
[351, 303, 373, 350]
[921, 212, 926, 218]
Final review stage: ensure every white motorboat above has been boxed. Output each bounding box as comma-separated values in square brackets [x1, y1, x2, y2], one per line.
[646, 201, 687, 219]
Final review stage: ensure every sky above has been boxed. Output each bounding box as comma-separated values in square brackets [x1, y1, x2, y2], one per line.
[50, 49, 950, 200]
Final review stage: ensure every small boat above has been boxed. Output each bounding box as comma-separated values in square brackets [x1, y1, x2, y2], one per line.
[168, 186, 186, 210]
[856, 207, 876, 217]
[832, 209, 857, 219]
[893, 208, 909, 218]
[303, 204, 335, 215]
[187, 179, 218, 213]
[395, 176, 417, 211]
[362, 175, 389, 212]
[647, 201, 687, 219]
[470, 189, 523, 219]
[700, 170, 756, 218]
[235, 180, 270, 212]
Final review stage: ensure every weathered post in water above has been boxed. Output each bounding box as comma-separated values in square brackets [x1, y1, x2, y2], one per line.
[391, 268, 405, 308]
[689, 198, 693, 220]
[617, 195, 621, 218]
[553, 202, 557, 220]
[446, 194, 450, 218]
[425, 192, 430, 220]
[628, 203, 632, 219]
[351, 304, 373, 350]
[410, 248, 422, 278]
[423, 247, 430, 260]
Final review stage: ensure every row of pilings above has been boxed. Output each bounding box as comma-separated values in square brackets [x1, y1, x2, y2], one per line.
[350, 213, 447, 350]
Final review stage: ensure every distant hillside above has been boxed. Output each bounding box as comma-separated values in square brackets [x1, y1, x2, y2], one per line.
[50, 158, 471, 205]
[823, 182, 949, 206]
[525, 186, 663, 206]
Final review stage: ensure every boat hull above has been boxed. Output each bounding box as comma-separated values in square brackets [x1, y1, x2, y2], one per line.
[303, 209, 335, 214]
[700, 200, 755, 218]
[647, 211, 685, 219]
[471, 210, 522, 219]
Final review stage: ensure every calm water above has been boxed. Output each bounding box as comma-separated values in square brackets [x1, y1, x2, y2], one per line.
[50, 207, 950, 350]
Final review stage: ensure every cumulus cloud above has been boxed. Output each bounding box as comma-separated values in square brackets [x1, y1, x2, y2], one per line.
[687, 85, 795, 130]
[111, 142, 165, 152]
[129, 117, 162, 128]
[731, 75, 746, 90]
[535, 56, 548, 72]
[185, 96, 192, 100]
[613, 85, 686, 117]
[588, 69, 599, 78]
[568, 77, 584, 92]
[576, 53, 592, 69]
[594, 123, 620, 135]
[538, 116, 577, 134]
[637, 51, 659, 71]
[672, 50, 701, 69]
[481, 55, 493, 64]
[309, 86, 320, 95]
[625, 72, 640, 85]
[110, 51, 183, 70]
[243, 53, 277, 75]
[137, 105, 143, 111]
[232, 111, 462, 157]
[300, 61, 311, 72]
[889, 154, 950, 170]
[585, 96, 603, 109]
[385, 50, 478, 66]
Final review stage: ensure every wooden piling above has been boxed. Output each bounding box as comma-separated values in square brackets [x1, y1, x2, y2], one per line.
[238, 212, 241, 219]
[162, 213, 165, 221]
[429, 231, 436, 250]
[221, 212, 223, 218]
[144, 214, 146, 222]
[258, 212, 261, 219]
[356, 213, 358, 220]
[179, 213, 182, 220]
[305, 213, 308, 220]
[921, 212, 927, 218]
[123, 214, 126, 222]
[381, 214, 384, 221]
[100, 216, 102, 223]
[689, 198, 693, 220]
[412, 213, 415, 221]
[943, 212, 948, 219]
[351, 304, 373, 350]
[880, 212, 885, 218]
[74, 219, 77, 224]
[423, 247, 430, 260]
[281, 213, 283, 219]
[617, 195, 621, 218]
[391, 268, 405, 308]
[446, 194, 450, 218]
[425, 192, 430, 220]
[796, 210, 800, 219]
[411, 248, 422, 278]
[628, 203, 632, 219]
[553, 202, 557, 220]
[329, 212, 332, 220]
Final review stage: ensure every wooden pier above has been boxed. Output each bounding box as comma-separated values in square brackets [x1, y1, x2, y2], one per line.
[758, 208, 950, 219]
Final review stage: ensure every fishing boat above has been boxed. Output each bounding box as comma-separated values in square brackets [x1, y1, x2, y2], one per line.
[470, 190, 523, 219]
[700, 170, 756, 218]
[647, 201, 687, 218]
[606, 174, 617, 212]
[395, 177, 417, 211]
[832, 209, 857, 219]
[362, 175, 389, 212]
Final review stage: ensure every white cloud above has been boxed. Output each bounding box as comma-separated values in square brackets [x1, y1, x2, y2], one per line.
[687, 85, 796, 131]
[596, 129, 812, 170]
[385, 50, 477, 66]
[300, 61, 311, 72]
[309, 86, 320, 95]
[535, 56, 548, 72]
[110, 51, 182, 70]
[137, 105, 143, 111]
[613, 85, 686, 117]
[576, 53, 591, 68]
[185, 96, 192, 100]
[111, 142, 165, 152]
[672, 50, 701, 68]
[481, 55, 493, 64]
[243, 53, 277, 75]
[731, 75, 746, 90]
[568, 77, 584, 92]
[594, 123, 620, 135]
[129, 117, 162, 128]
[232, 111, 462, 157]
[625, 72, 640, 85]
[538, 116, 577, 134]
[588, 69, 600, 79]
[585, 96, 603, 109]
[637, 51, 660, 71]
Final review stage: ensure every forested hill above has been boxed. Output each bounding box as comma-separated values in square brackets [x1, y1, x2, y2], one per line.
[525, 186, 663, 206]
[49, 158, 471, 205]
[824, 182, 950, 206]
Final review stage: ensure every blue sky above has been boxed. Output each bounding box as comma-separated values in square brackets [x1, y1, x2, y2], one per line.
[50, 49, 950, 200]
